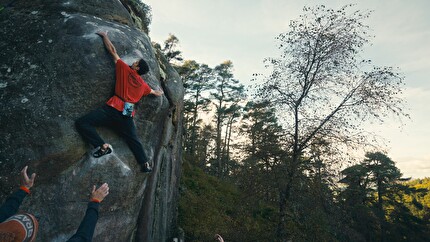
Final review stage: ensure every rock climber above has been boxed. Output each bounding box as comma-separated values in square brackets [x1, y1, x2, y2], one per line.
[76, 31, 163, 173]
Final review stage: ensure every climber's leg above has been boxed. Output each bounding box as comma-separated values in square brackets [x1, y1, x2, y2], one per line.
[75, 106, 113, 148]
[115, 117, 151, 172]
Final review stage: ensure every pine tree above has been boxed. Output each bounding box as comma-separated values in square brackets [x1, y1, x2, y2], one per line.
[211, 61, 245, 177]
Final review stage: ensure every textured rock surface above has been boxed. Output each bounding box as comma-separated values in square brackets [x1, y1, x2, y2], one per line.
[0, 0, 184, 241]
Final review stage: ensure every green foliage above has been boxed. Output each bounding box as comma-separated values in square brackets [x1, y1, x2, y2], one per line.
[121, 0, 152, 33]
[161, 34, 183, 63]
[164, 6, 420, 241]
[211, 61, 246, 177]
[401, 178, 430, 236]
[179, 161, 277, 242]
[404, 178, 430, 218]
[254, 5, 407, 240]
[176, 60, 216, 170]
[340, 153, 430, 241]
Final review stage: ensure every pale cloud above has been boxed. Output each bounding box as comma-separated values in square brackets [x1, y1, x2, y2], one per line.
[396, 156, 430, 179]
[402, 86, 430, 99]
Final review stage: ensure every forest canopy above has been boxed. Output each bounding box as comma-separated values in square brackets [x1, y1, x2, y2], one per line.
[152, 4, 428, 242]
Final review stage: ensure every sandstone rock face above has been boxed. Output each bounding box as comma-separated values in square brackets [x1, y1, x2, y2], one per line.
[0, 1, 184, 241]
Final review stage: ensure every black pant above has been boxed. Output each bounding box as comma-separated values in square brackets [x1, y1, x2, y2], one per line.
[75, 105, 148, 166]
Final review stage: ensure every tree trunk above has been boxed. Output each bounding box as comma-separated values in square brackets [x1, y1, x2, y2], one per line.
[216, 101, 223, 177]
[189, 90, 200, 155]
[277, 188, 287, 241]
[276, 183, 294, 242]
[377, 175, 386, 242]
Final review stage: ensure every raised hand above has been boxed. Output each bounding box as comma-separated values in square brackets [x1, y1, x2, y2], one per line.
[90, 183, 109, 202]
[20, 166, 36, 189]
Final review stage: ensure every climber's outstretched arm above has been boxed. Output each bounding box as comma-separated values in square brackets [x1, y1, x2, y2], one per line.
[96, 31, 120, 63]
[67, 183, 109, 242]
[0, 166, 36, 222]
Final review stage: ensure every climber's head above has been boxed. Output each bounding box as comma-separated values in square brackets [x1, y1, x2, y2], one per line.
[131, 59, 149, 76]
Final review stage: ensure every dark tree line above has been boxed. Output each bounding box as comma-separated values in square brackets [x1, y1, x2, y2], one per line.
[340, 152, 429, 242]
[154, 4, 429, 241]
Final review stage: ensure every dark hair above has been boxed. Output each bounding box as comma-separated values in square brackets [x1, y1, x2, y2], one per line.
[137, 59, 149, 75]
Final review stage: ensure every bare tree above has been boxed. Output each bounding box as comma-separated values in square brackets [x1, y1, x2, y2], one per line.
[254, 5, 407, 241]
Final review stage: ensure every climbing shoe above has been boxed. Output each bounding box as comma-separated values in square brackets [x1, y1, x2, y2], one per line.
[140, 162, 152, 173]
[93, 146, 112, 158]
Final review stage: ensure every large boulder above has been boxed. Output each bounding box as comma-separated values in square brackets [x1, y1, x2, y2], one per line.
[0, 0, 184, 241]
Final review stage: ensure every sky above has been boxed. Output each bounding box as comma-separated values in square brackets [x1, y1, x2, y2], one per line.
[144, 0, 430, 179]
